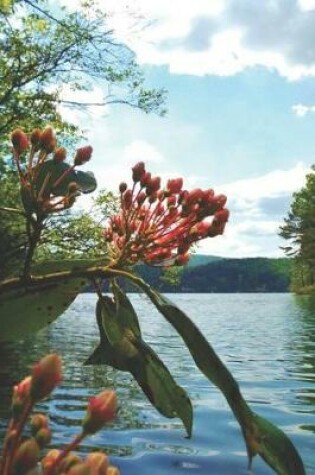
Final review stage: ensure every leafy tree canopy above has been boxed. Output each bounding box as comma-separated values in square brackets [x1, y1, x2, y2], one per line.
[280, 165, 315, 290]
[0, 0, 166, 155]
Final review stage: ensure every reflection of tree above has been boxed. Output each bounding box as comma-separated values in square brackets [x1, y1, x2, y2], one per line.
[289, 296, 315, 424]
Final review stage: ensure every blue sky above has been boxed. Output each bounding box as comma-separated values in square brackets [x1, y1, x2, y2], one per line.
[61, 0, 315, 258]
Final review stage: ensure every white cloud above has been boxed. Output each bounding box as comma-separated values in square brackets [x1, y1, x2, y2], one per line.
[121, 140, 165, 164]
[298, 0, 315, 11]
[100, 0, 315, 81]
[292, 103, 315, 117]
[197, 163, 310, 257]
[58, 1, 315, 80]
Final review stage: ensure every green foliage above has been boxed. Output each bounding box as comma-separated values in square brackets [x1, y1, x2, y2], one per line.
[0, 0, 166, 147]
[0, 259, 109, 340]
[280, 165, 315, 292]
[0, 126, 307, 474]
[114, 257, 291, 293]
[90, 283, 193, 436]
[113, 274, 305, 475]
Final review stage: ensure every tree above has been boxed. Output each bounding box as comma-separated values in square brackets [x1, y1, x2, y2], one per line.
[0, 0, 166, 270]
[0, 0, 166, 154]
[280, 165, 315, 291]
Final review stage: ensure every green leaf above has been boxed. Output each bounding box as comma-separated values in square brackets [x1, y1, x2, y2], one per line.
[0, 259, 107, 341]
[253, 414, 306, 475]
[136, 284, 305, 475]
[87, 289, 193, 436]
[0, 279, 85, 341]
[35, 159, 97, 196]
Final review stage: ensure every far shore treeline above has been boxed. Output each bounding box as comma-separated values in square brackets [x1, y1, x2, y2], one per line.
[84, 255, 292, 293]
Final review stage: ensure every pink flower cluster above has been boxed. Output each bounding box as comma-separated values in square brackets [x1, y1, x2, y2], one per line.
[104, 162, 229, 266]
[10, 128, 93, 215]
[0, 354, 119, 475]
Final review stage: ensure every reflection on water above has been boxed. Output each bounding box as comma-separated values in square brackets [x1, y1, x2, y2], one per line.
[0, 293, 314, 474]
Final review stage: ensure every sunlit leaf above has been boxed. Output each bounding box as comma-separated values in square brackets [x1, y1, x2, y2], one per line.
[87, 289, 193, 436]
[137, 284, 305, 475]
[35, 159, 97, 196]
[0, 259, 107, 341]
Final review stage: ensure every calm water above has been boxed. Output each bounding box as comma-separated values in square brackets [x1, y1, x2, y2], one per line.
[0, 293, 314, 474]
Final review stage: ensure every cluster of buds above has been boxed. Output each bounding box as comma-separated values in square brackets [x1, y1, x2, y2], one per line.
[10, 127, 93, 215]
[0, 354, 119, 475]
[104, 162, 229, 266]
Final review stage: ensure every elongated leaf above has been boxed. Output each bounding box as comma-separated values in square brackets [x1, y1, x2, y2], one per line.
[137, 285, 305, 475]
[87, 290, 193, 436]
[0, 259, 107, 341]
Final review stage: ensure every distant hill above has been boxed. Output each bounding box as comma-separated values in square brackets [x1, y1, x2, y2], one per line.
[91, 256, 292, 293]
[180, 257, 292, 293]
[186, 254, 222, 268]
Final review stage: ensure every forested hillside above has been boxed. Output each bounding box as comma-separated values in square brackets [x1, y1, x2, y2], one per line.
[94, 256, 292, 293]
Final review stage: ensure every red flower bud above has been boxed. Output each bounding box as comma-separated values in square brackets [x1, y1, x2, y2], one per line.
[30, 128, 42, 148]
[185, 188, 203, 206]
[53, 147, 67, 162]
[85, 452, 109, 475]
[119, 182, 127, 193]
[82, 390, 117, 435]
[123, 189, 133, 210]
[167, 177, 183, 194]
[39, 127, 56, 153]
[140, 171, 151, 187]
[175, 253, 190, 266]
[59, 453, 83, 472]
[30, 413, 49, 435]
[146, 176, 161, 195]
[137, 191, 146, 206]
[132, 161, 145, 182]
[42, 449, 62, 472]
[30, 353, 62, 402]
[65, 462, 92, 475]
[12, 376, 32, 417]
[12, 439, 40, 475]
[11, 129, 29, 154]
[74, 145, 93, 166]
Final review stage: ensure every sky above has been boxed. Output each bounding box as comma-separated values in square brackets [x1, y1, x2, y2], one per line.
[60, 0, 315, 258]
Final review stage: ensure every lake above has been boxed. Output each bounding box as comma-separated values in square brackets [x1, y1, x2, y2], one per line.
[0, 293, 314, 474]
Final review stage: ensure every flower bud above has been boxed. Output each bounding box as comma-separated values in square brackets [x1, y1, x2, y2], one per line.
[119, 182, 127, 193]
[131, 161, 145, 182]
[34, 427, 52, 448]
[30, 353, 62, 402]
[82, 390, 117, 435]
[30, 413, 49, 435]
[12, 439, 40, 475]
[59, 453, 83, 472]
[67, 462, 92, 475]
[175, 253, 190, 266]
[107, 466, 120, 475]
[74, 145, 93, 166]
[12, 376, 32, 418]
[167, 177, 183, 194]
[123, 190, 133, 210]
[30, 128, 42, 149]
[85, 452, 109, 475]
[11, 129, 29, 153]
[41, 449, 62, 472]
[39, 127, 56, 153]
[146, 176, 161, 195]
[53, 147, 67, 163]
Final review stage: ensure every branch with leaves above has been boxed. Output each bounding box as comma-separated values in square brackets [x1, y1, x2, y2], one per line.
[0, 127, 306, 475]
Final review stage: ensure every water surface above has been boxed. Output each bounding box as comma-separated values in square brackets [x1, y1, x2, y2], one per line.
[0, 293, 314, 474]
